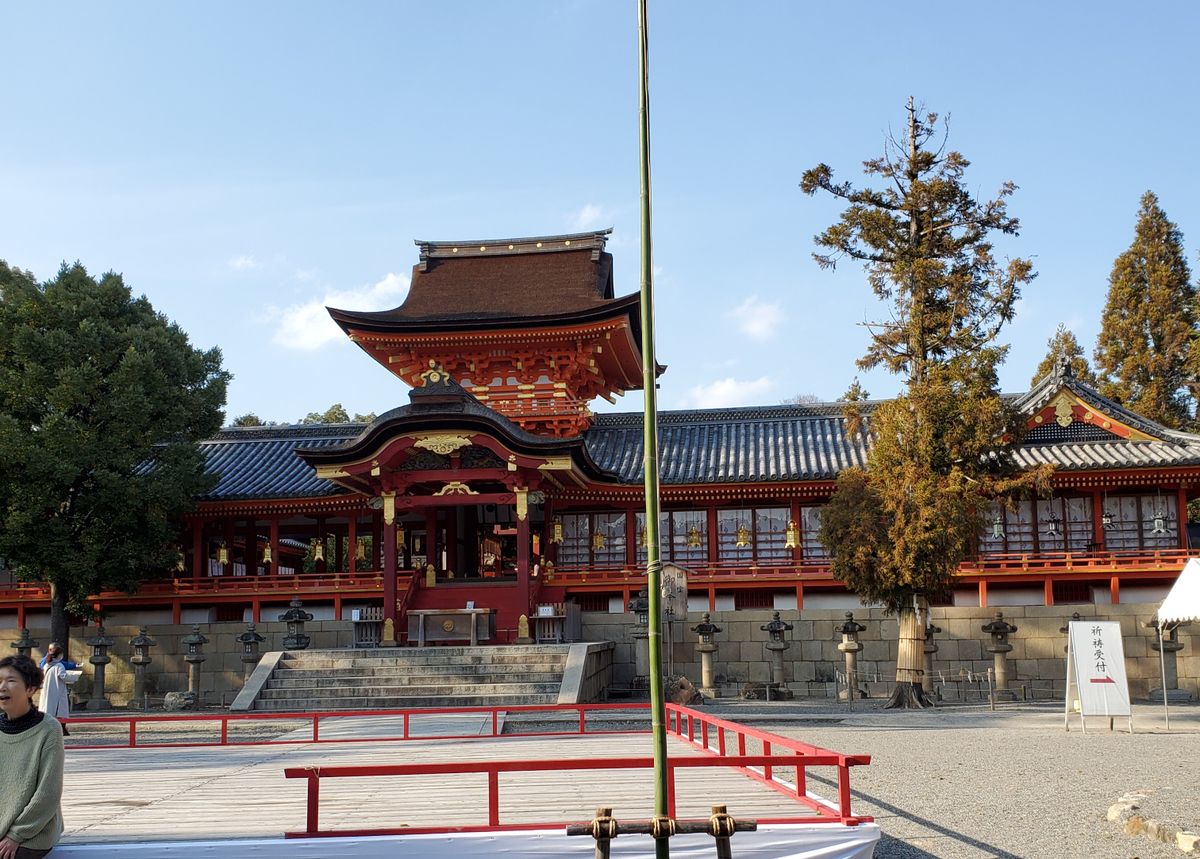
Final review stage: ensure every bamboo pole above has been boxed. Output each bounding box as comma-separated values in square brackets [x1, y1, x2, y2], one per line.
[637, 1, 670, 855]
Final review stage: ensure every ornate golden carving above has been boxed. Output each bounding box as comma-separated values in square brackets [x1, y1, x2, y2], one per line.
[1051, 392, 1075, 428]
[515, 487, 528, 521]
[413, 434, 473, 455]
[441, 619, 456, 633]
[382, 492, 396, 526]
[434, 481, 477, 496]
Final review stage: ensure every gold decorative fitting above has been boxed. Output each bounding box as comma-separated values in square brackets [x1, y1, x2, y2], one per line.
[262, 544, 273, 564]
[515, 487, 528, 522]
[412, 433, 472, 455]
[1051, 391, 1075, 427]
[434, 481, 478, 496]
[419, 360, 450, 386]
[591, 531, 606, 551]
[785, 519, 800, 550]
[638, 525, 648, 548]
[311, 540, 325, 562]
[217, 545, 229, 566]
[396, 523, 406, 545]
[735, 524, 751, 548]
[355, 538, 367, 562]
[551, 519, 564, 544]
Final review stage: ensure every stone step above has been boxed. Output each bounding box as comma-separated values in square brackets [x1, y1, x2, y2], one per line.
[259, 681, 562, 700]
[279, 653, 567, 669]
[266, 671, 564, 689]
[251, 692, 559, 711]
[280, 646, 571, 660]
[272, 662, 566, 679]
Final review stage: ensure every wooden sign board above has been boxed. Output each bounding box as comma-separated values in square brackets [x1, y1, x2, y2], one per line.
[1065, 620, 1133, 733]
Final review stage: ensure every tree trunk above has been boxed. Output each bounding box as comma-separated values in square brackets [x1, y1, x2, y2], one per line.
[49, 582, 70, 652]
[886, 602, 933, 709]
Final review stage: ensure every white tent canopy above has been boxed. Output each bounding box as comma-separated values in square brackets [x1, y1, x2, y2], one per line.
[1157, 557, 1200, 625]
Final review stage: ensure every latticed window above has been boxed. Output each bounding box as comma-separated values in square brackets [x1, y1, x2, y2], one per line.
[980, 496, 1096, 554]
[635, 510, 708, 564]
[716, 506, 790, 563]
[555, 512, 627, 568]
[1102, 494, 1178, 551]
[800, 505, 829, 561]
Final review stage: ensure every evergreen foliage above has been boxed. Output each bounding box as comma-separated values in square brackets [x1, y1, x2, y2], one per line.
[0, 261, 229, 645]
[300, 404, 375, 424]
[1032, 324, 1098, 387]
[801, 101, 1050, 707]
[1094, 192, 1197, 429]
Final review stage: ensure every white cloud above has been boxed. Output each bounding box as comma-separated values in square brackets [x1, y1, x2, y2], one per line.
[730, 294, 785, 341]
[227, 254, 259, 271]
[269, 272, 410, 351]
[686, 376, 774, 409]
[570, 203, 608, 231]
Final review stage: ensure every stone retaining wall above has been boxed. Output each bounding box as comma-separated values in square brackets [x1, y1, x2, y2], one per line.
[581, 604, 1200, 700]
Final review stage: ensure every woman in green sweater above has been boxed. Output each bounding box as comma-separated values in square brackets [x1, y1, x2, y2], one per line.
[0, 655, 64, 859]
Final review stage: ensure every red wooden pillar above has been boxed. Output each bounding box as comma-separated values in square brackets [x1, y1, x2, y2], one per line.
[625, 508, 637, 570]
[1177, 486, 1188, 548]
[382, 496, 398, 638]
[706, 506, 719, 567]
[517, 507, 531, 614]
[16, 604, 26, 628]
[978, 580, 988, 608]
[335, 526, 344, 574]
[251, 599, 261, 623]
[191, 521, 203, 580]
[171, 601, 181, 624]
[269, 518, 280, 575]
[347, 515, 358, 575]
[1091, 488, 1106, 550]
[333, 593, 343, 620]
[795, 583, 805, 611]
[446, 509, 458, 575]
[1110, 576, 1121, 605]
[708, 585, 716, 612]
[425, 508, 438, 571]
[1043, 578, 1054, 607]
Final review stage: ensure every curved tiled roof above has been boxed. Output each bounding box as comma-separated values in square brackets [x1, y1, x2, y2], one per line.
[196, 374, 1200, 500]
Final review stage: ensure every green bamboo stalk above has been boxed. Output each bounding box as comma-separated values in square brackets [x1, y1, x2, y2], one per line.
[637, 1, 670, 856]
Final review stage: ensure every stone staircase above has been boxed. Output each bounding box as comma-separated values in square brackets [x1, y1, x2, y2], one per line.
[232, 644, 578, 712]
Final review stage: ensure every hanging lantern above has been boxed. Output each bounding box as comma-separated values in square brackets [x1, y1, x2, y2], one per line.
[396, 522, 407, 547]
[784, 519, 800, 550]
[262, 543, 273, 564]
[638, 524, 648, 548]
[217, 543, 229, 566]
[551, 519, 564, 544]
[591, 531, 606, 551]
[355, 537, 367, 562]
[1044, 514, 1061, 538]
[1152, 509, 1168, 535]
[992, 514, 1005, 540]
[686, 525, 703, 548]
[1101, 509, 1114, 530]
[175, 551, 186, 572]
[735, 523, 751, 548]
[311, 539, 325, 562]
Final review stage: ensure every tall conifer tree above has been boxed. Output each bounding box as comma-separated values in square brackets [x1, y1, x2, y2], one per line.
[1094, 192, 1196, 429]
[801, 100, 1050, 707]
[1032, 324, 1098, 387]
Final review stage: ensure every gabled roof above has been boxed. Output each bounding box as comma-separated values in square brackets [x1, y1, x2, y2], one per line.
[198, 424, 363, 500]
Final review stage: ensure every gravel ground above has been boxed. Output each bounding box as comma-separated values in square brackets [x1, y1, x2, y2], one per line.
[510, 700, 1199, 858]
[62, 711, 309, 746]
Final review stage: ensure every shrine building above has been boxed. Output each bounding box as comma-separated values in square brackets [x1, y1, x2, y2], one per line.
[3, 228, 1199, 639]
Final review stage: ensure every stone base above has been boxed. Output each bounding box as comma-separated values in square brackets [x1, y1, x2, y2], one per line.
[1148, 688, 1193, 704]
[84, 698, 112, 711]
[741, 683, 793, 701]
[991, 689, 1018, 702]
[838, 688, 868, 701]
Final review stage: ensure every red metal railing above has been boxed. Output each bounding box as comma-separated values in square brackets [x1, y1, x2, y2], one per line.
[278, 704, 871, 838]
[60, 702, 647, 750]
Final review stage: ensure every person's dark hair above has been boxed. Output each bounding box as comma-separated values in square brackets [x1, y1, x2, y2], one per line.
[0, 654, 43, 690]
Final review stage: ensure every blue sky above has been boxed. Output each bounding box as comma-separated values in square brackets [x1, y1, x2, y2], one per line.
[3, 2, 1199, 424]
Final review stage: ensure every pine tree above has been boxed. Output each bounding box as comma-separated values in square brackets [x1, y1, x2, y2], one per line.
[1094, 192, 1196, 428]
[801, 100, 1051, 708]
[1032, 324, 1098, 387]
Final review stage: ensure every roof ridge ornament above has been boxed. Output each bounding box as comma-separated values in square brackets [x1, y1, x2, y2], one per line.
[1053, 354, 1074, 383]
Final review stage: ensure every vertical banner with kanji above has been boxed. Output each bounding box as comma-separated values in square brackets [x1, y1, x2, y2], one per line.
[1066, 620, 1132, 730]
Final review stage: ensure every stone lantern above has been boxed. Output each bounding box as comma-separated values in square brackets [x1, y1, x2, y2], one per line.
[837, 612, 867, 703]
[85, 625, 115, 711]
[981, 612, 1018, 700]
[279, 597, 313, 650]
[181, 624, 209, 700]
[236, 623, 267, 681]
[757, 611, 794, 700]
[128, 628, 157, 710]
[629, 588, 651, 689]
[922, 621, 942, 698]
[691, 612, 722, 699]
[10, 628, 38, 659]
[1147, 619, 1193, 703]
